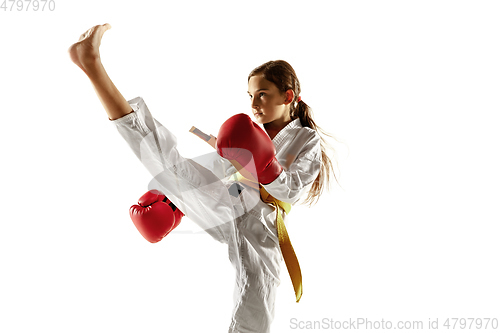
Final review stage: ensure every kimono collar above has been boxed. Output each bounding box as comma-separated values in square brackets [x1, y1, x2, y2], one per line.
[272, 118, 302, 147]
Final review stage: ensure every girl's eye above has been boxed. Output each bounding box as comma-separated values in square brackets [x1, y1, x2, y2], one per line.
[249, 93, 265, 99]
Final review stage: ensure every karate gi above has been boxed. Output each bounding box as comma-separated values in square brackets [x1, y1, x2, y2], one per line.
[110, 97, 322, 333]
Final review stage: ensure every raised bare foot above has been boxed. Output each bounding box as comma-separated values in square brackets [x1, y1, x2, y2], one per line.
[68, 23, 111, 73]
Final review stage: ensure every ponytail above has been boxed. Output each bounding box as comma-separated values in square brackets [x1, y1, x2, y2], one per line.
[291, 99, 340, 207]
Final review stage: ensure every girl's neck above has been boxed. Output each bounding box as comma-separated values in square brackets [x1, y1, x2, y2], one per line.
[264, 118, 292, 140]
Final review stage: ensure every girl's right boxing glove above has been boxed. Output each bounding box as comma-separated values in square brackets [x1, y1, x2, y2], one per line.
[129, 190, 184, 243]
[216, 113, 283, 185]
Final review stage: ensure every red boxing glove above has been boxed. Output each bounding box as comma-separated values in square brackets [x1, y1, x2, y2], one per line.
[129, 190, 184, 243]
[216, 113, 283, 185]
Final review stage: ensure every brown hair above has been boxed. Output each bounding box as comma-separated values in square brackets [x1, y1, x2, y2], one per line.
[248, 60, 340, 206]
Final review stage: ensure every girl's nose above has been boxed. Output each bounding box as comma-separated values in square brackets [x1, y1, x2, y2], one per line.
[251, 97, 259, 108]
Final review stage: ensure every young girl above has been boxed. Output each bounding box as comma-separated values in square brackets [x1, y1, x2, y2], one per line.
[68, 23, 336, 333]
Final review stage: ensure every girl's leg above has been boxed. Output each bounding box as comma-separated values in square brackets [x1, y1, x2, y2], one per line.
[68, 23, 133, 121]
[68, 24, 239, 239]
[228, 215, 282, 333]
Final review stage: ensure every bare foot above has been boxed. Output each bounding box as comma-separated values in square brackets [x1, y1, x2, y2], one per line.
[68, 23, 112, 73]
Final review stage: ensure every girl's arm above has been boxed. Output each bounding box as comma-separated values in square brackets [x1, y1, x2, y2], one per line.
[262, 132, 322, 204]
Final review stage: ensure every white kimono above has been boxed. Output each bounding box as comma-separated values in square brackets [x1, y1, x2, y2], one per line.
[111, 97, 322, 333]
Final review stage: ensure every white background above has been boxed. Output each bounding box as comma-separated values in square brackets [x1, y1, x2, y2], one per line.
[1, 1, 499, 332]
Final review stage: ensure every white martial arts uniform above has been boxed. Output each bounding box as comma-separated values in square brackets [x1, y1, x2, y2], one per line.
[111, 97, 322, 333]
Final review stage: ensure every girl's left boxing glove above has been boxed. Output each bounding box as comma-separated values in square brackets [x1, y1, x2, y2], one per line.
[216, 113, 283, 185]
[129, 190, 184, 243]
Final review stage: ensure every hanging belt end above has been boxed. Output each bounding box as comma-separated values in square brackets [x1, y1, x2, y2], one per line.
[295, 286, 303, 303]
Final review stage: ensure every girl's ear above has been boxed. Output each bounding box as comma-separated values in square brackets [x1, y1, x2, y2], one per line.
[284, 89, 294, 105]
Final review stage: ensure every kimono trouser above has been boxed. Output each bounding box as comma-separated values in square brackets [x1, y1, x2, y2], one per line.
[112, 97, 283, 333]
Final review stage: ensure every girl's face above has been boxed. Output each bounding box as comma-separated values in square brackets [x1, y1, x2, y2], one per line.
[248, 75, 292, 126]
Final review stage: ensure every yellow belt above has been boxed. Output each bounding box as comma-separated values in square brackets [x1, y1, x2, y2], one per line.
[232, 172, 303, 303]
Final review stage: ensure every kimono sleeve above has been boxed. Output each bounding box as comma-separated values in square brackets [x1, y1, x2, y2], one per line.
[261, 130, 322, 204]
